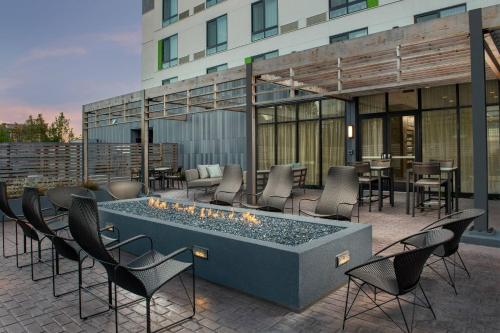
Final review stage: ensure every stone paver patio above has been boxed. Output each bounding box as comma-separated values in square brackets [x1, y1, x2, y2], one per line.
[1, 190, 499, 333]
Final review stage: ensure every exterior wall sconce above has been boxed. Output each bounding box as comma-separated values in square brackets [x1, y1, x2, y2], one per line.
[347, 125, 354, 139]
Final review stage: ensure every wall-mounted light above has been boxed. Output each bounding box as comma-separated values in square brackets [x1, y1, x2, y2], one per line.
[347, 125, 354, 139]
[193, 246, 209, 260]
[336, 250, 350, 267]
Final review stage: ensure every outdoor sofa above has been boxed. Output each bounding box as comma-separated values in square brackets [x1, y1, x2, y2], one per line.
[185, 164, 246, 197]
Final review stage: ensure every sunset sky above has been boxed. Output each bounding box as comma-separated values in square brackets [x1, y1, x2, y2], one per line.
[0, 0, 142, 136]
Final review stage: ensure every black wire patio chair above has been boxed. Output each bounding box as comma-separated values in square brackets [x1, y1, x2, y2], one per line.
[195, 164, 243, 206]
[299, 166, 359, 222]
[47, 186, 95, 213]
[402, 208, 485, 295]
[22, 187, 120, 296]
[343, 229, 454, 333]
[240, 165, 294, 213]
[68, 195, 196, 332]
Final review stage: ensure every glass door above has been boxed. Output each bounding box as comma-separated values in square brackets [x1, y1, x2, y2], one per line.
[389, 115, 416, 181]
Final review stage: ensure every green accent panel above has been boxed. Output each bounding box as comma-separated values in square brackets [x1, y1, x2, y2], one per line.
[367, 0, 378, 8]
[157, 39, 163, 71]
[244, 56, 253, 64]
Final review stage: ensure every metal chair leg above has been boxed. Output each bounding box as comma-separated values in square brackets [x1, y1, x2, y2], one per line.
[456, 251, 471, 278]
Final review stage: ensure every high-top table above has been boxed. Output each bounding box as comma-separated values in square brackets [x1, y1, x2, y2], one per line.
[370, 165, 394, 211]
[153, 167, 172, 189]
[405, 166, 458, 215]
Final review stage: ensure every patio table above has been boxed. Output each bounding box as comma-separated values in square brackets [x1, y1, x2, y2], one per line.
[405, 166, 458, 215]
[370, 165, 394, 211]
[153, 167, 172, 189]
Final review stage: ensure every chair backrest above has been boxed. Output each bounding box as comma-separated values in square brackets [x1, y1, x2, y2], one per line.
[214, 164, 243, 205]
[107, 181, 143, 200]
[22, 187, 54, 236]
[0, 181, 18, 220]
[259, 165, 293, 211]
[394, 229, 453, 294]
[430, 159, 454, 168]
[354, 161, 370, 175]
[429, 209, 485, 257]
[47, 186, 94, 211]
[413, 162, 440, 177]
[371, 159, 391, 168]
[316, 166, 359, 220]
[68, 195, 118, 270]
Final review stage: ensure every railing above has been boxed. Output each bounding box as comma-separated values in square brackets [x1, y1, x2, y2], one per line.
[0, 142, 177, 197]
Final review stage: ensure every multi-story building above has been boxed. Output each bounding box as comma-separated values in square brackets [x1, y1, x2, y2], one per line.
[141, 0, 499, 89]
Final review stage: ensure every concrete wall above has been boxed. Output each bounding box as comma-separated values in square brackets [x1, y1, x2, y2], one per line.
[88, 110, 247, 170]
[141, 0, 499, 88]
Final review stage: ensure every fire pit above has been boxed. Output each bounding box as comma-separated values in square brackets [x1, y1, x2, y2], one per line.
[99, 198, 372, 311]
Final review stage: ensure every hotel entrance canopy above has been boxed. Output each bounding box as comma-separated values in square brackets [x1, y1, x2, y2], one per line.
[83, 5, 500, 239]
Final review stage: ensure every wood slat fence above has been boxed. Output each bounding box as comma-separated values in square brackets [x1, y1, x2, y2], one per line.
[0, 142, 177, 197]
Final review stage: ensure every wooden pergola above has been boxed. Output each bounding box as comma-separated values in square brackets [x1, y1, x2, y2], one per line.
[83, 4, 500, 240]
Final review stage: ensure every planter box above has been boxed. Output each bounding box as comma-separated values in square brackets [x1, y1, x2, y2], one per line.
[99, 198, 372, 311]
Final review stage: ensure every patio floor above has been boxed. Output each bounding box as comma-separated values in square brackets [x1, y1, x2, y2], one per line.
[1, 190, 499, 333]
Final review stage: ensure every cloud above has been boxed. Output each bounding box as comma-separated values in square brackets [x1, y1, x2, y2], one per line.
[96, 29, 141, 54]
[0, 100, 82, 136]
[17, 47, 88, 64]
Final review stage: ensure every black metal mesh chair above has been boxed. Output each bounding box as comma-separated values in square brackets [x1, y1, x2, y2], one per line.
[22, 187, 119, 295]
[343, 229, 454, 333]
[354, 162, 377, 212]
[68, 195, 195, 332]
[0, 182, 46, 266]
[402, 209, 484, 294]
[47, 186, 95, 213]
[241, 165, 293, 213]
[299, 166, 359, 222]
[196, 165, 243, 206]
[107, 181, 147, 200]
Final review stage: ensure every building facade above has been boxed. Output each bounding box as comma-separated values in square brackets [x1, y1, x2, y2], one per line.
[141, 0, 499, 89]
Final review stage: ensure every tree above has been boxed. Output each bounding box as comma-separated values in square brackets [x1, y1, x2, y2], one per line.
[0, 124, 10, 142]
[21, 114, 49, 142]
[47, 112, 75, 143]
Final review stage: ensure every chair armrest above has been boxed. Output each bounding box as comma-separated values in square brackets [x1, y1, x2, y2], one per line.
[106, 234, 152, 251]
[269, 194, 290, 199]
[100, 224, 120, 240]
[373, 230, 431, 256]
[125, 247, 193, 271]
[336, 201, 357, 218]
[45, 213, 67, 222]
[420, 210, 464, 231]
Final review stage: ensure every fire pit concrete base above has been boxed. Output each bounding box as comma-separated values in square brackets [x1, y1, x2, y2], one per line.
[99, 198, 372, 311]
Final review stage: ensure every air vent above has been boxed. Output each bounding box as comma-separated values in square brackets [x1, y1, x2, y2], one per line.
[307, 12, 327, 27]
[193, 50, 206, 60]
[179, 55, 190, 65]
[194, 3, 205, 14]
[179, 10, 190, 20]
[281, 21, 298, 34]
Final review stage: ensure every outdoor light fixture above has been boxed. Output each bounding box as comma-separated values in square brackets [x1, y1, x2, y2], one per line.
[336, 250, 350, 267]
[193, 246, 209, 260]
[347, 125, 354, 139]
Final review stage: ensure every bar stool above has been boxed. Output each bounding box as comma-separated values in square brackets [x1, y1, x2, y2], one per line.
[430, 159, 454, 211]
[370, 158, 394, 207]
[412, 162, 446, 218]
[354, 162, 377, 212]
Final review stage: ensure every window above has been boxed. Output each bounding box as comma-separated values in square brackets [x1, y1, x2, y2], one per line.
[162, 77, 178, 85]
[207, 63, 228, 73]
[206, 0, 219, 8]
[162, 0, 178, 26]
[252, 50, 279, 62]
[415, 4, 466, 23]
[252, 0, 278, 42]
[161, 35, 178, 69]
[329, 28, 367, 43]
[329, 0, 367, 19]
[207, 15, 227, 55]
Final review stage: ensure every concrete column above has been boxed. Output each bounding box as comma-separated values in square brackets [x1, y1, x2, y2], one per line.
[141, 90, 149, 193]
[469, 9, 489, 232]
[345, 99, 357, 165]
[245, 62, 257, 201]
[82, 106, 88, 182]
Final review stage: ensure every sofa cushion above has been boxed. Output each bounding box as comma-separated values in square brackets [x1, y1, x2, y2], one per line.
[185, 169, 200, 182]
[188, 178, 222, 188]
[207, 164, 222, 178]
[197, 165, 209, 179]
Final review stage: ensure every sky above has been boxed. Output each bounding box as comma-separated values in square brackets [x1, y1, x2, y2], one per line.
[0, 0, 143, 136]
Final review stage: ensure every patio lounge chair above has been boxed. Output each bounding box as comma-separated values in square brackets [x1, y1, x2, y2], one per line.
[241, 165, 293, 213]
[47, 186, 94, 213]
[298, 166, 359, 222]
[343, 229, 453, 333]
[107, 181, 147, 200]
[196, 164, 243, 206]
[68, 195, 196, 333]
[402, 208, 485, 294]
[22, 187, 119, 294]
